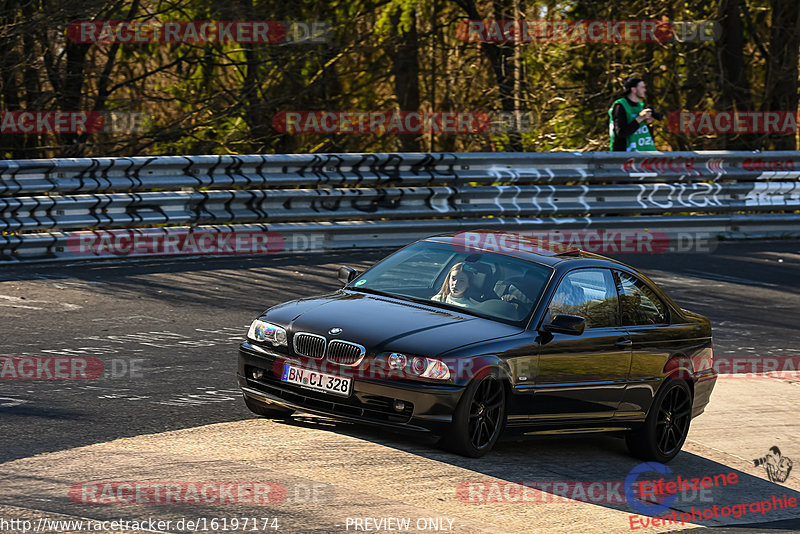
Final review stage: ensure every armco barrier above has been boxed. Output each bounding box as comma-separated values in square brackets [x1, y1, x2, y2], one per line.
[1, 151, 799, 263]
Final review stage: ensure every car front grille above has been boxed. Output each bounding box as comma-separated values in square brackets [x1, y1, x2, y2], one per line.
[327, 340, 366, 366]
[292, 332, 366, 365]
[293, 333, 326, 358]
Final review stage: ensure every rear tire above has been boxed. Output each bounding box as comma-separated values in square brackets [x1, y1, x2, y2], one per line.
[441, 372, 506, 458]
[626, 379, 692, 463]
[243, 395, 295, 419]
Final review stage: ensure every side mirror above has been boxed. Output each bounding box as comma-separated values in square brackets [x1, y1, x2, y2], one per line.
[542, 314, 586, 336]
[338, 266, 359, 285]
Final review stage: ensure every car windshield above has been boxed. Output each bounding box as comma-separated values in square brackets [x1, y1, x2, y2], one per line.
[347, 240, 553, 324]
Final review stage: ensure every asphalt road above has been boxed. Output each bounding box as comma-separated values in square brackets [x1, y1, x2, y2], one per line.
[1, 240, 799, 533]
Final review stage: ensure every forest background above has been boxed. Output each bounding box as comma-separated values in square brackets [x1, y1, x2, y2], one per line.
[1, 0, 798, 159]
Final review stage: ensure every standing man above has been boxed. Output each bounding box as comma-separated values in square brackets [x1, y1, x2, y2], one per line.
[609, 76, 660, 151]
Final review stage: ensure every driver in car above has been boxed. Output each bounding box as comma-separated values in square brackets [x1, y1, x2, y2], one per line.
[499, 269, 549, 313]
[431, 262, 479, 307]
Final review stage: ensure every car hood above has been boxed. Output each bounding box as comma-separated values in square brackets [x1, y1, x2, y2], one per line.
[264, 290, 523, 356]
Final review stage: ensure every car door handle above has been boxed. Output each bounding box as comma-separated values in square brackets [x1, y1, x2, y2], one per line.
[615, 339, 633, 347]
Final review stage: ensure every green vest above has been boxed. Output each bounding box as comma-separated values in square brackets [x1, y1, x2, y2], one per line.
[608, 98, 656, 151]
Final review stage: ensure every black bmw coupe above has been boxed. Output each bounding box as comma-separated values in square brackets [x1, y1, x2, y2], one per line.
[238, 231, 716, 461]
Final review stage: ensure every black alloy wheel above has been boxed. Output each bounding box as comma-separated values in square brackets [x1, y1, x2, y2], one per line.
[626, 379, 692, 463]
[442, 373, 506, 458]
[655, 383, 692, 456]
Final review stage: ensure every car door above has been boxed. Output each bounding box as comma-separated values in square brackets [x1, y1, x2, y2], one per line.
[530, 267, 633, 421]
[613, 270, 687, 419]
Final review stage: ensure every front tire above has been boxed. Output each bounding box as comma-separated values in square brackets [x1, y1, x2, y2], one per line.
[626, 378, 692, 463]
[442, 372, 506, 458]
[243, 395, 295, 419]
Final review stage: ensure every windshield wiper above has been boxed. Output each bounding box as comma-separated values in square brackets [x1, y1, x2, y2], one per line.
[347, 287, 441, 307]
[346, 286, 402, 299]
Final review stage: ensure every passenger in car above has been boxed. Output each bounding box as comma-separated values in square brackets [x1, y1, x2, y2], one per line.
[431, 262, 480, 307]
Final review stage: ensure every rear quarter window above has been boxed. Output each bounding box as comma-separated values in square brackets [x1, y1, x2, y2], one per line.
[617, 272, 669, 325]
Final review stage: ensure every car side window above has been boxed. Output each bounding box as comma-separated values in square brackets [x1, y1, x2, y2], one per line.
[548, 268, 619, 328]
[616, 272, 669, 326]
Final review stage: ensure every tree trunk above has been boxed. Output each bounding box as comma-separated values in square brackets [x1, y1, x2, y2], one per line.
[391, 7, 421, 152]
[57, 40, 91, 156]
[717, 0, 757, 149]
[763, 0, 800, 150]
[456, 0, 523, 150]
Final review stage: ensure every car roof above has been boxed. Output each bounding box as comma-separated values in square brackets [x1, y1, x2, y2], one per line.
[423, 230, 630, 270]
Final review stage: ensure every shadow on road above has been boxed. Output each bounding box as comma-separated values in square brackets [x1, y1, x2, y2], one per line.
[278, 414, 800, 531]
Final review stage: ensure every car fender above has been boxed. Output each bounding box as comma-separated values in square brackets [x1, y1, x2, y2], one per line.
[660, 355, 697, 406]
[444, 354, 513, 388]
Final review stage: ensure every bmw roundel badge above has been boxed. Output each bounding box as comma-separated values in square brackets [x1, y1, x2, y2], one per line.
[328, 327, 343, 335]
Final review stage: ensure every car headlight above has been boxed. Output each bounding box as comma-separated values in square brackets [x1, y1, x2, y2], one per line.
[388, 352, 450, 380]
[388, 353, 407, 370]
[247, 319, 287, 346]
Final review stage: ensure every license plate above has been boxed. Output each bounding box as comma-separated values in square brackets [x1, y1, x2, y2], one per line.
[281, 364, 352, 397]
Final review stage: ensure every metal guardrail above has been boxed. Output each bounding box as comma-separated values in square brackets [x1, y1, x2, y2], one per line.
[1, 151, 799, 263]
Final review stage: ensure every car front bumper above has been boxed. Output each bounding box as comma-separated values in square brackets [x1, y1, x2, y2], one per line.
[238, 341, 464, 435]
